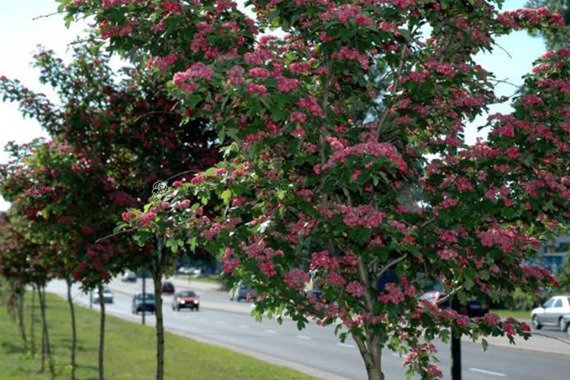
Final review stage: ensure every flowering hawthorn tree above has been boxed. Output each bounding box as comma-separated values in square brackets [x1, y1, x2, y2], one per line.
[62, 1, 570, 379]
[0, 139, 128, 379]
[0, 38, 221, 380]
[0, 211, 59, 375]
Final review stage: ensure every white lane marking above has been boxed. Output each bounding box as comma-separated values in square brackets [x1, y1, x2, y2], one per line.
[265, 329, 277, 334]
[338, 343, 355, 349]
[296, 335, 312, 340]
[238, 324, 249, 329]
[217, 320, 227, 325]
[469, 368, 506, 377]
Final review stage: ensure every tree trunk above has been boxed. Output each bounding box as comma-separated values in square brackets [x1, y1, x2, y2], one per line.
[153, 237, 165, 380]
[30, 284, 36, 358]
[16, 287, 28, 349]
[98, 283, 106, 380]
[38, 285, 55, 378]
[152, 270, 165, 380]
[354, 335, 385, 380]
[66, 278, 77, 380]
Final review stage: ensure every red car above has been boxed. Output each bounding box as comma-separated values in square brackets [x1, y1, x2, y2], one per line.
[172, 290, 200, 311]
[161, 281, 175, 295]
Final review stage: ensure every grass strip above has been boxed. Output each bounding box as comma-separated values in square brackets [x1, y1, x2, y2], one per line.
[491, 309, 531, 320]
[0, 291, 316, 380]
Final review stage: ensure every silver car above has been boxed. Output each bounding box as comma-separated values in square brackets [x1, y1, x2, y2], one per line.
[531, 295, 570, 332]
[93, 287, 114, 304]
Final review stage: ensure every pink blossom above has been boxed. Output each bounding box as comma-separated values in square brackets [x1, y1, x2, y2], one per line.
[247, 83, 268, 96]
[276, 76, 300, 92]
[284, 268, 309, 290]
[345, 281, 366, 298]
[139, 212, 156, 227]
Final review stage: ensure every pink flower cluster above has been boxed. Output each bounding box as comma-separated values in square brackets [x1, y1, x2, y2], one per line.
[283, 268, 309, 290]
[139, 211, 156, 227]
[345, 280, 365, 298]
[297, 97, 324, 117]
[379, 282, 405, 304]
[336, 204, 386, 228]
[310, 250, 339, 270]
[497, 8, 564, 31]
[276, 76, 299, 93]
[173, 62, 214, 92]
[319, 142, 407, 173]
[335, 46, 369, 70]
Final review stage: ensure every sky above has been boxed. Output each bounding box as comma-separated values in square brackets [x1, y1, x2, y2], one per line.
[0, 0, 548, 211]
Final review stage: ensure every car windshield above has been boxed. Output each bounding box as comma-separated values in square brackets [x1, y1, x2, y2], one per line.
[178, 291, 197, 297]
[135, 294, 155, 300]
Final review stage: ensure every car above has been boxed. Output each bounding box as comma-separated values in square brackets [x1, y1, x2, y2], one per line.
[176, 266, 201, 276]
[531, 295, 570, 332]
[305, 289, 326, 303]
[121, 271, 137, 283]
[229, 281, 257, 302]
[172, 290, 200, 311]
[161, 281, 175, 295]
[93, 288, 114, 304]
[131, 293, 156, 314]
[420, 291, 489, 317]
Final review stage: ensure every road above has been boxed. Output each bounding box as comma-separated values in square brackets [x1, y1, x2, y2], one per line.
[46, 279, 570, 380]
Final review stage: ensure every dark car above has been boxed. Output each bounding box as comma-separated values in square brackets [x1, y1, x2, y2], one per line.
[161, 281, 175, 295]
[131, 293, 156, 314]
[420, 291, 489, 317]
[172, 290, 200, 311]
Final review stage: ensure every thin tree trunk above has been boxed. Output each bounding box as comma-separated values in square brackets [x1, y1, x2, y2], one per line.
[17, 287, 28, 348]
[66, 278, 77, 380]
[354, 335, 384, 380]
[98, 283, 106, 380]
[30, 284, 36, 358]
[38, 285, 55, 378]
[153, 237, 165, 380]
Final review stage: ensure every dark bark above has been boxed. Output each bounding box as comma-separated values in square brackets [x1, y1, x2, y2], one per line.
[38, 285, 55, 378]
[66, 278, 77, 380]
[97, 283, 106, 380]
[30, 284, 36, 358]
[354, 335, 384, 380]
[17, 287, 28, 348]
[153, 238, 165, 380]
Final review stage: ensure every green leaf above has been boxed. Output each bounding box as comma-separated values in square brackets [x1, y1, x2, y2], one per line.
[221, 189, 232, 205]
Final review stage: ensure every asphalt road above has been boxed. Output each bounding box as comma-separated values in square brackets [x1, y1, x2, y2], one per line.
[46, 280, 570, 380]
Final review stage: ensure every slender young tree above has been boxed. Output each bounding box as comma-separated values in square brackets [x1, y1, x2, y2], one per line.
[63, 1, 569, 379]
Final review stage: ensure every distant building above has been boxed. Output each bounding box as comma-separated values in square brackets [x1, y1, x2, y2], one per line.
[538, 235, 569, 275]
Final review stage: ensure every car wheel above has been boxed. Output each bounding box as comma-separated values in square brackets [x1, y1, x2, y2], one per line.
[532, 315, 542, 330]
[559, 318, 568, 332]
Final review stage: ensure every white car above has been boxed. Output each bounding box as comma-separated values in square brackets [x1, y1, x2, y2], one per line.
[531, 295, 570, 332]
[93, 288, 114, 304]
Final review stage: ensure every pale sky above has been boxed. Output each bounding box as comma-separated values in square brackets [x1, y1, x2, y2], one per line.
[0, 0, 547, 211]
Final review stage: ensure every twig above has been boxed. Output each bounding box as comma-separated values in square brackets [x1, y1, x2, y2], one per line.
[32, 12, 59, 21]
[435, 285, 463, 306]
[377, 254, 408, 280]
[95, 228, 135, 244]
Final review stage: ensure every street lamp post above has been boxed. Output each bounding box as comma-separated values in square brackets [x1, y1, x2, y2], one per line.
[141, 270, 146, 326]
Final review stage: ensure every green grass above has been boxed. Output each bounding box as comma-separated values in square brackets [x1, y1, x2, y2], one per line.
[491, 309, 531, 320]
[0, 292, 315, 380]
